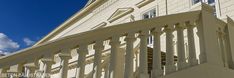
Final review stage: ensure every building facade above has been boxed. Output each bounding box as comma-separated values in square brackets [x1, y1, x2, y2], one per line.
[1, 0, 234, 78]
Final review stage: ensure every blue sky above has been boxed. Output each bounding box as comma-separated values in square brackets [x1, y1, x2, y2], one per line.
[0, 0, 87, 54]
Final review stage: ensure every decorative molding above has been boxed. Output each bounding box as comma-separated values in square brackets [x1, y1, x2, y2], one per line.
[136, 0, 155, 8]
[107, 8, 134, 23]
[91, 22, 107, 30]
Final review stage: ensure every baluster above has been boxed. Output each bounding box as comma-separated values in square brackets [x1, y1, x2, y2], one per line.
[175, 23, 188, 70]
[109, 35, 124, 78]
[104, 63, 109, 78]
[16, 63, 24, 78]
[58, 49, 72, 78]
[41, 57, 55, 78]
[152, 28, 163, 78]
[124, 32, 136, 78]
[93, 40, 104, 78]
[186, 22, 198, 66]
[0, 67, 9, 78]
[76, 44, 88, 78]
[196, 20, 207, 64]
[138, 30, 149, 78]
[164, 25, 176, 74]
[17, 63, 24, 72]
[218, 31, 228, 67]
[25, 63, 38, 78]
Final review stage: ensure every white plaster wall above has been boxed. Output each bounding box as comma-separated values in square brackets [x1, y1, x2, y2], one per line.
[49, 0, 234, 42]
[218, 0, 234, 20]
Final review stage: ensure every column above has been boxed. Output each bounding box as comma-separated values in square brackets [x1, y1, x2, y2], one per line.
[93, 41, 104, 78]
[124, 33, 136, 78]
[138, 30, 149, 78]
[109, 36, 124, 78]
[58, 50, 72, 78]
[151, 28, 163, 78]
[164, 26, 176, 74]
[76, 44, 88, 78]
[41, 58, 55, 78]
[175, 24, 188, 70]
[186, 23, 198, 66]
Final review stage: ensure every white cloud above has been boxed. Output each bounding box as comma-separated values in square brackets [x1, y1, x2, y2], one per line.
[23, 37, 35, 46]
[0, 33, 20, 54]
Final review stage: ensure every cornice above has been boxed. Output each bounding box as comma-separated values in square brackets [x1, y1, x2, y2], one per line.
[91, 22, 107, 29]
[34, 0, 108, 46]
[136, 0, 155, 8]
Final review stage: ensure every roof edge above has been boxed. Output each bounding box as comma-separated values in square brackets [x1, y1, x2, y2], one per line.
[34, 0, 108, 46]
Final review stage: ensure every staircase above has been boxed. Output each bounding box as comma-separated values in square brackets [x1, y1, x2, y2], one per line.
[0, 4, 234, 78]
[147, 47, 178, 75]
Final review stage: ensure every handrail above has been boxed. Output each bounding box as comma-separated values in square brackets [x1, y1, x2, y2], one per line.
[0, 10, 201, 68]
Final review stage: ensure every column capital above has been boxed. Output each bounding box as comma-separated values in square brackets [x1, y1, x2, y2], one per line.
[139, 30, 150, 37]
[163, 25, 174, 32]
[77, 44, 89, 55]
[185, 21, 196, 28]
[58, 53, 72, 60]
[94, 40, 104, 50]
[125, 33, 136, 42]
[24, 63, 38, 71]
[152, 28, 162, 34]
[41, 58, 55, 65]
[110, 36, 121, 45]
[175, 23, 186, 29]
[1, 66, 10, 73]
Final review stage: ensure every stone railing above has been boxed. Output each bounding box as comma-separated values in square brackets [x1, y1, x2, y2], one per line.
[0, 4, 231, 78]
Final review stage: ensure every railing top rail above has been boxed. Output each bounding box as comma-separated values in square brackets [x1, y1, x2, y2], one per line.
[0, 10, 201, 68]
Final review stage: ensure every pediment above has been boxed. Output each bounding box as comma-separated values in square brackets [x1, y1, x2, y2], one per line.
[108, 8, 134, 23]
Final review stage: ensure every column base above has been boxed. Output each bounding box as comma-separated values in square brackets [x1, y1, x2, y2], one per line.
[139, 72, 149, 78]
[199, 54, 207, 64]
[177, 62, 189, 70]
[189, 59, 199, 66]
[151, 69, 163, 78]
[165, 65, 176, 74]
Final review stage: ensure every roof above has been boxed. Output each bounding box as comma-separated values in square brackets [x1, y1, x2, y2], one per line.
[85, 0, 96, 7]
[34, 0, 107, 46]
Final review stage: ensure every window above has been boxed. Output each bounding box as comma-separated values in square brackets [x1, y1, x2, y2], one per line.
[143, 9, 156, 19]
[208, 0, 215, 4]
[142, 9, 157, 45]
[192, 0, 201, 5]
[207, 0, 216, 16]
[191, 0, 217, 16]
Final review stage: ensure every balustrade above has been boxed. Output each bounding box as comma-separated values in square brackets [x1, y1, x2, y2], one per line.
[0, 7, 228, 78]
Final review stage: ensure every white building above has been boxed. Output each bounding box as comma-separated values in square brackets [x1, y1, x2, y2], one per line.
[1, 0, 234, 78]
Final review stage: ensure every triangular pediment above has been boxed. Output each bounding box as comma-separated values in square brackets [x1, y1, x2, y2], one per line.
[108, 7, 134, 23]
